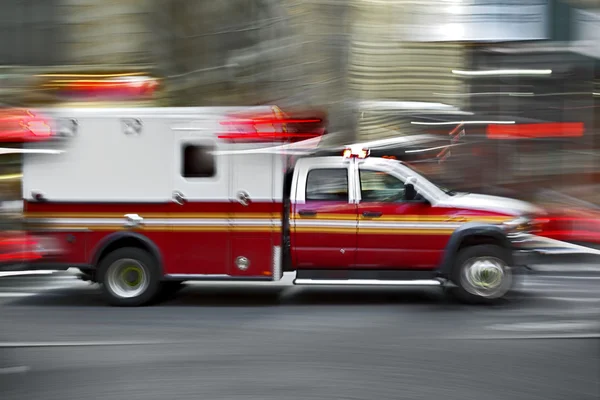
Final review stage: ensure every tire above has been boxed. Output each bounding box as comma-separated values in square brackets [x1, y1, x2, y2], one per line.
[450, 244, 514, 304]
[98, 247, 162, 307]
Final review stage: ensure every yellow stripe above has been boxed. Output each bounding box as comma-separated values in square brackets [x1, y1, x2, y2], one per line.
[33, 224, 452, 235]
[298, 214, 509, 223]
[25, 211, 510, 224]
[358, 228, 454, 235]
[24, 212, 281, 219]
[42, 225, 281, 233]
[295, 227, 454, 235]
[295, 227, 355, 233]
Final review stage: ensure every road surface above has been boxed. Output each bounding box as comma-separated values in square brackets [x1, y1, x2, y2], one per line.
[0, 270, 598, 400]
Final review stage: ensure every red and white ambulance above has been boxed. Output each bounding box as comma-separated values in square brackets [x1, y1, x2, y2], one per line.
[20, 106, 589, 306]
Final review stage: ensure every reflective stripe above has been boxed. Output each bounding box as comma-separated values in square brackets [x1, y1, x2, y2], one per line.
[360, 222, 462, 230]
[26, 218, 281, 227]
[26, 217, 499, 233]
[295, 219, 464, 230]
[294, 220, 356, 228]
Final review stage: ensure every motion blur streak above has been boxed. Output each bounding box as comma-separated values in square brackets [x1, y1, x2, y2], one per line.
[0, 1, 600, 400]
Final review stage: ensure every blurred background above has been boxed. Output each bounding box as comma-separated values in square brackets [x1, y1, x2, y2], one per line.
[0, 0, 600, 211]
[0, 2, 599, 400]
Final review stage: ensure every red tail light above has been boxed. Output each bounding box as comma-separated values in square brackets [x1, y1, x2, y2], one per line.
[0, 109, 53, 142]
[0, 235, 43, 263]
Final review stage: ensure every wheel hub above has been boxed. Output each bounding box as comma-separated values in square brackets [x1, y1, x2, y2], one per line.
[461, 256, 511, 299]
[467, 260, 504, 289]
[121, 266, 142, 287]
[106, 259, 149, 298]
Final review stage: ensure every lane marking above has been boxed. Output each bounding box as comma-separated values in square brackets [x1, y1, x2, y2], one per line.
[540, 297, 600, 303]
[0, 340, 171, 348]
[0, 293, 39, 298]
[0, 366, 30, 375]
[487, 321, 600, 332]
[531, 265, 600, 273]
[535, 275, 600, 280]
[521, 288, 600, 299]
[448, 333, 600, 340]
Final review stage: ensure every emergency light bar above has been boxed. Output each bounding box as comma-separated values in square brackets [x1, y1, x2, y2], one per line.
[0, 109, 54, 143]
[218, 108, 326, 143]
[343, 147, 370, 159]
[40, 74, 159, 99]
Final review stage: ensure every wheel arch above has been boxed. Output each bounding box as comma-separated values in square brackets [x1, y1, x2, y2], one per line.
[437, 222, 513, 277]
[90, 232, 164, 274]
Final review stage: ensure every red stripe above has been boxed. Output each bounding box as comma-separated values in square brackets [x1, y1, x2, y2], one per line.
[24, 201, 282, 214]
[487, 123, 584, 139]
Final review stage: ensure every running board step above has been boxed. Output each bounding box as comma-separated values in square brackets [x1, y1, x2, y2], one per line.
[293, 278, 444, 286]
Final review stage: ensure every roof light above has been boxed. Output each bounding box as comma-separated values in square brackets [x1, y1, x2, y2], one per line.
[41, 74, 159, 99]
[0, 109, 54, 143]
[218, 110, 326, 143]
[343, 147, 370, 159]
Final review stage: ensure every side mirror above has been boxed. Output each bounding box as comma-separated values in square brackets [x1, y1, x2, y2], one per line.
[404, 183, 417, 201]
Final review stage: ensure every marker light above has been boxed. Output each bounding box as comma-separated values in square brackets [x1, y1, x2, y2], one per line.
[343, 147, 370, 159]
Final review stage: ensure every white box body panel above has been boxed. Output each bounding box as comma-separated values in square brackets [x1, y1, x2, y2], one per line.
[22, 107, 283, 203]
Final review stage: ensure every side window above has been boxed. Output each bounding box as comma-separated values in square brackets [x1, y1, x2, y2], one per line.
[182, 144, 216, 178]
[359, 170, 405, 202]
[306, 168, 348, 201]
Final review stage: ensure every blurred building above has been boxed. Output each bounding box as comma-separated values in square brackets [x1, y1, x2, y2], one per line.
[346, 1, 468, 141]
[0, 0, 599, 202]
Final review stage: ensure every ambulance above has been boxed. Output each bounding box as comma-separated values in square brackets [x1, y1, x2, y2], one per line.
[19, 106, 585, 306]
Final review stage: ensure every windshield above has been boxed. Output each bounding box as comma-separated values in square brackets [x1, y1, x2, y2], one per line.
[392, 161, 459, 197]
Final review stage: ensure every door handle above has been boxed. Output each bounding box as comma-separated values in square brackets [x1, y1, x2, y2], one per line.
[124, 214, 143, 228]
[172, 191, 186, 205]
[298, 210, 317, 217]
[236, 190, 251, 206]
[362, 211, 383, 218]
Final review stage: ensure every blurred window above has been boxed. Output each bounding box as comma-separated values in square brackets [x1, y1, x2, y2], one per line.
[182, 144, 215, 178]
[306, 168, 348, 201]
[359, 170, 405, 202]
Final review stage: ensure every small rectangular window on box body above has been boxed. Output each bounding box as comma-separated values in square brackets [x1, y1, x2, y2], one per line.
[182, 144, 216, 178]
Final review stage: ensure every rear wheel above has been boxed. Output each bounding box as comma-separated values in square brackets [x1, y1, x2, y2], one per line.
[450, 244, 514, 304]
[98, 247, 162, 307]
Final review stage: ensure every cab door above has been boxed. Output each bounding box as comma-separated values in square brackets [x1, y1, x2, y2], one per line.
[292, 163, 358, 268]
[356, 167, 432, 268]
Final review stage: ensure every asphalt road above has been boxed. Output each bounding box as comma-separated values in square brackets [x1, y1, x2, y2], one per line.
[0, 270, 598, 400]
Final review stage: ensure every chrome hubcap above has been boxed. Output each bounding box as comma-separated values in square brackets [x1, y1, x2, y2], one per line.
[460, 257, 511, 299]
[106, 259, 149, 298]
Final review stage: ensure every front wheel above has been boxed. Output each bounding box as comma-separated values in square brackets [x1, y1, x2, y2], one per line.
[98, 247, 162, 307]
[450, 244, 514, 304]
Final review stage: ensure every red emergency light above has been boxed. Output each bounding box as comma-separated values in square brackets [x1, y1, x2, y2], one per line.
[218, 109, 326, 143]
[0, 109, 53, 142]
[41, 75, 159, 99]
[343, 147, 370, 159]
[487, 122, 584, 139]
